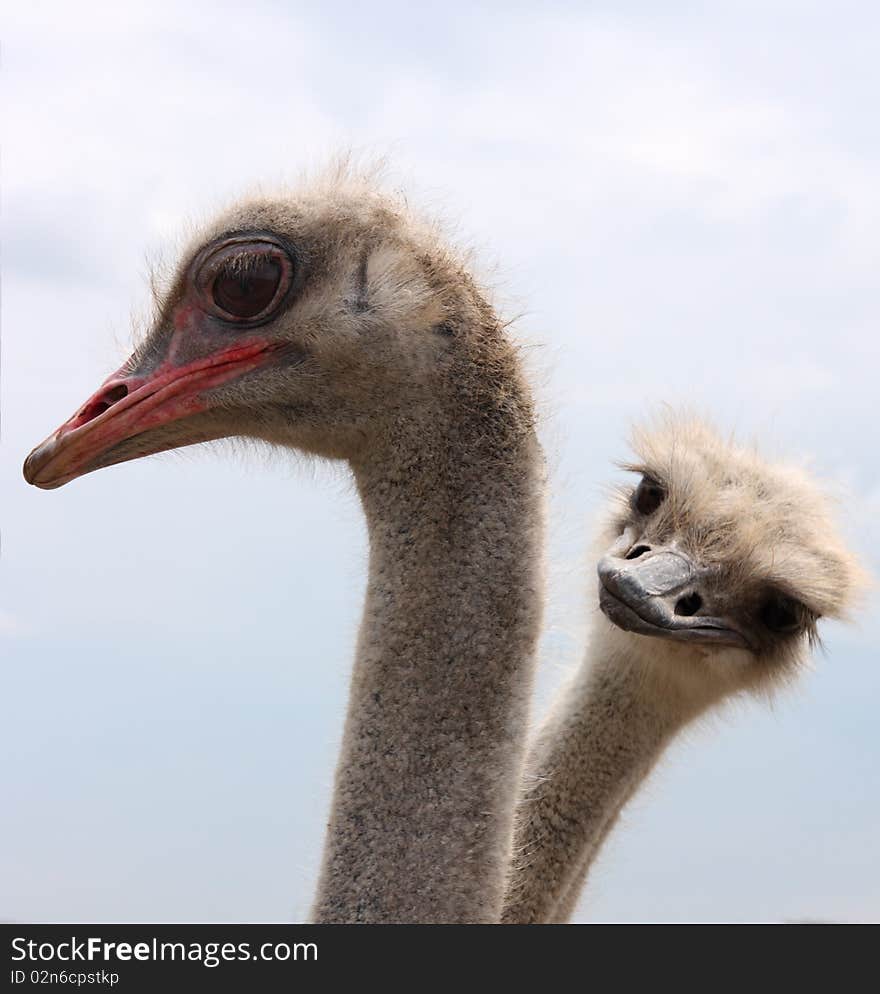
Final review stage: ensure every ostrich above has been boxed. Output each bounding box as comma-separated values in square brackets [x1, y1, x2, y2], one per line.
[23, 170, 545, 924]
[502, 415, 863, 924]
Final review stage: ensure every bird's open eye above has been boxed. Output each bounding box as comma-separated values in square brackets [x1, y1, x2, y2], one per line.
[758, 593, 802, 635]
[633, 476, 666, 515]
[214, 257, 282, 318]
[196, 237, 295, 324]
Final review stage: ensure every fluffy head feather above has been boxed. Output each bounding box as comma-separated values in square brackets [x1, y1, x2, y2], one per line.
[596, 413, 866, 706]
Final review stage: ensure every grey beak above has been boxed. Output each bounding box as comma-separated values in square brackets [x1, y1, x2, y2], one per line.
[597, 540, 752, 650]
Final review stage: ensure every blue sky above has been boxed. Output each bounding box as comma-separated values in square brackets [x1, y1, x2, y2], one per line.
[2, 1, 878, 922]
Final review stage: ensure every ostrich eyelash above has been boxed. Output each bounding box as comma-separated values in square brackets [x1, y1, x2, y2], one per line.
[216, 252, 263, 277]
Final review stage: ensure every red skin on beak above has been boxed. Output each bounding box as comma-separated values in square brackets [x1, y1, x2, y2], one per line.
[23, 338, 278, 490]
[24, 234, 298, 490]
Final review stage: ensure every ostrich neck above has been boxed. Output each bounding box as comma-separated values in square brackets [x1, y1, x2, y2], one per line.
[502, 629, 698, 924]
[312, 411, 544, 923]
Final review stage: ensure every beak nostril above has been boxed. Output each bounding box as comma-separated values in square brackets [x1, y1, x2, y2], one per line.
[675, 592, 703, 617]
[76, 384, 129, 426]
[103, 384, 129, 404]
[625, 545, 651, 561]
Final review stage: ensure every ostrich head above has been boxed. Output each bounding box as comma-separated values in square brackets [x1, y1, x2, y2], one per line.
[24, 171, 525, 490]
[596, 416, 864, 704]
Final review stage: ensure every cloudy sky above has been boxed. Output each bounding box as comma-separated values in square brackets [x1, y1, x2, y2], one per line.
[3, 1, 878, 923]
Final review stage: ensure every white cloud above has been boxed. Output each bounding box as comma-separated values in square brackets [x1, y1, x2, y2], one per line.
[0, 611, 25, 636]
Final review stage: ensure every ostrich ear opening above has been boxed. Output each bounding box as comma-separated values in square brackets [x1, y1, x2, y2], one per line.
[767, 548, 871, 625]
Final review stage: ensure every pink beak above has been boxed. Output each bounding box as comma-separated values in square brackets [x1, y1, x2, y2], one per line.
[24, 339, 279, 490]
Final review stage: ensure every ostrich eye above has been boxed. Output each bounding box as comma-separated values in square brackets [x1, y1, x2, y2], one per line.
[213, 257, 282, 319]
[633, 476, 666, 515]
[196, 237, 294, 323]
[758, 593, 802, 635]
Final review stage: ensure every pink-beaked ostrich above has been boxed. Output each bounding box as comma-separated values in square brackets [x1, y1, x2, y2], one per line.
[502, 415, 864, 923]
[24, 171, 545, 924]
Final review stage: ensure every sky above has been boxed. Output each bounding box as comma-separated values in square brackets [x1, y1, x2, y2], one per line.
[2, 1, 878, 923]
